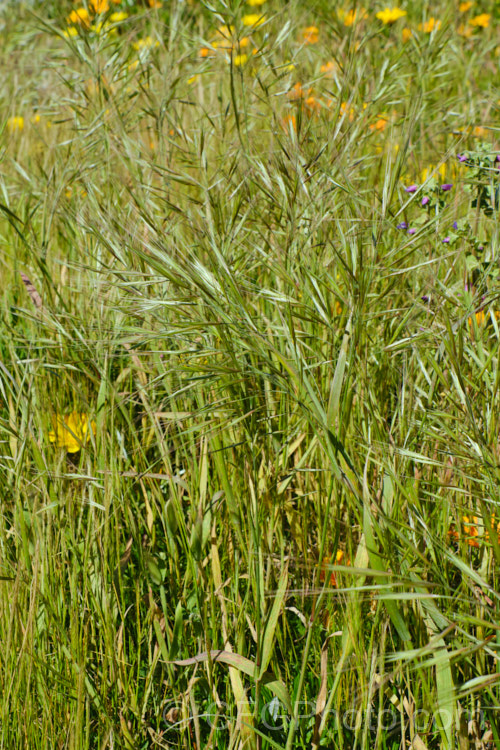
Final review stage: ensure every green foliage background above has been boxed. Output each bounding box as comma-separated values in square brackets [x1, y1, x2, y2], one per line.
[0, 0, 500, 747]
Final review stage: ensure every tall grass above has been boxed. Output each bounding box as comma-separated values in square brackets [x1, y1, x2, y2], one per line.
[0, 0, 500, 747]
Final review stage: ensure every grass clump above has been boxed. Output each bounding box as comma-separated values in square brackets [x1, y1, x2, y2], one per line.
[0, 0, 500, 747]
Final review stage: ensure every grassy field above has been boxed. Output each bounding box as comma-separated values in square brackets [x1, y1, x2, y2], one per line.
[0, 0, 499, 747]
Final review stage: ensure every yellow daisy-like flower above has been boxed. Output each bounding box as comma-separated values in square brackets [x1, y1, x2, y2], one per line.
[469, 13, 490, 28]
[7, 116, 24, 132]
[242, 13, 266, 26]
[402, 26, 412, 41]
[48, 412, 96, 453]
[459, 1, 473, 11]
[375, 7, 407, 24]
[247, 0, 265, 5]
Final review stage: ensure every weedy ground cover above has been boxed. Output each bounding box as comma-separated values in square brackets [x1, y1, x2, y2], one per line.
[0, 0, 499, 747]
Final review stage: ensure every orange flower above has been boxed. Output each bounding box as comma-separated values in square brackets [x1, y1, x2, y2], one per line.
[370, 116, 389, 132]
[305, 95, 321, 113]
[320, 61, 336, 77]
[282, 113, 297, 131]
[301, 25, 319, 43]
[418, 17, 441, 32]
[447, 525, 459, 542]
[319, 549, 345, 586]
[287, 82, 307, 100]
[90, 0, 109, 13]
[402, 27, 412, 42]
[462, 516, 480, 547]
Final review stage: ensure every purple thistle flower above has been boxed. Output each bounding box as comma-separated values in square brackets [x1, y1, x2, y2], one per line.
[442, 237, 450, 243]
[421, 295, 430, 303]
[408, 228, 416, 235]
[457, 154, 468, 163]
[452, 221, 458, 230]
[421, 196, 430, 206]
[405, 185, 418, 193]
[441, 183, 453, 191]
[397, 221, 408, 230]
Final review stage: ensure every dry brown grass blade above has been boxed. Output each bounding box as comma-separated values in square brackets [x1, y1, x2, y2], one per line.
[311, 638, 329, 749]
[20, 272, 42, 309]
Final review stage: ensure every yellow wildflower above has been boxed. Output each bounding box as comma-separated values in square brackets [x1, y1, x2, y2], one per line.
[343, 8, 366, 26]
[110, 11, 128, 21]
[7, 116, 24, 132]
[420, 163, 446, 182]
[247, 0, 265, 5]
[340, 101, 355, 120]
[67, 7, 90, 25]
[469, 310, 486, 331]
[375, 7, 407, 24]
[63, 26, 79, 37]
[214, 25, 235, 49]
[133, 36, 160, 50]
[418, 17, 441, 32]
[402, 27, 412, 42]
[148, 0, 162, 7]
[48, 412, 95, 453]
[469, 13, 490, 28]
[457, 23, 473, 37]
[242, 13, 266, 26]
[233, 53, 248, 66]
[459, 1, 473, 10]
